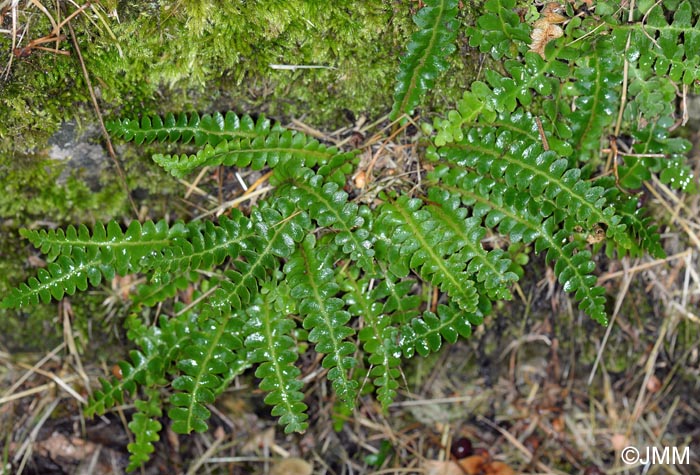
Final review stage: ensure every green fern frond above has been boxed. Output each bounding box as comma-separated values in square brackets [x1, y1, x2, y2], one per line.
[86, 318, 168, 417]
[284, 235, 359, 405]
[168, 308, 245, 434]
[106, 111, 279, 147]
[390, 0, 459, 120]
[426, 188, 519, 300]
[562, 47, 623, 160]
[244, 290, 309, 433]
[126, 389, 162, 472]
[433, 166, 608, 324]
[601, 183, 665, 259]
[205, 199, 310, 314]
[153, 129, 352, 179]
[131, 271, 197, 307]
[624, 1, 700, 86]
[1, 248, 112, 309]
[376, 195, 483, 314]
[433, 52, 570, 145]
[371, 270, 422, 325]
[275, 163, 375, 270]
[18, 219, 180, 264]
[437, 125, 621, 231]
[340, 268, 401, 408]
[619, 118, 695, 192]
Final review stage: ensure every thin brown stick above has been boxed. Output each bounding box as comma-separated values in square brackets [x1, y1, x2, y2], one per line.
[535, 116, 549, 151]
[67, 19, 138, 216]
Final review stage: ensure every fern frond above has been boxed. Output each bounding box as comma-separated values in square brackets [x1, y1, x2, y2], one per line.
[390, 0, 459, 120]
[205, 199, 310, 314]
[244, 290, 309, 433]
[376, 195, 481, 313]
[619, 118, 695, 192]
[131, 271, 197, 307]
[433, 166, 608, 324]
[275, 163, 375, 270]
[371, 271, 422, 325]
[340, 268, 401, 408]
[433, 52, 570, 145]
[86, 316, 171, 417]
[168, 306, 245, 433]
[106, 111, 279, 147]
[1, 248, 112, 309]
[426, 188, 519, 300]
[284, 235, 359, 405]
[624, 1, 700, 87]
[153, 130, 353, 179]
[562, 45, 623, 160]
[19, 219, 185, 274]
[601, 183, 664, 259]
[438, 125, 622, 231]
[126, 388, 162, 472]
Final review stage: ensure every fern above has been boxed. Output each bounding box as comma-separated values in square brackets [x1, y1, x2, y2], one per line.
[244, 286, 309, 433]
[127, 388, 162, 472]
[3, 0, 695, 469]
[340, 268, 401, 408]
[284, 235, 359, 405]
[168, 308, 244, 433]
[106, 111, 279, 147]
[401, 304, 478, 358]
[466, 0, 530, 59]
[390, 0, 460, 120]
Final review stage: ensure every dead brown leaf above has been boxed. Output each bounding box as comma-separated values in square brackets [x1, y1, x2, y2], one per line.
[530, 3, 567, 58]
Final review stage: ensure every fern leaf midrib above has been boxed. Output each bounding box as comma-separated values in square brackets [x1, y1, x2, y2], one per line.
[482, 118, 539, 142]
[43, 237, 172, 250]
[147, 124, 260, 141]
[205, 144, 338, 163]
[152, 233, 249, 272]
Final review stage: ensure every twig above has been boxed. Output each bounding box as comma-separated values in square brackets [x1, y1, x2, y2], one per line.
[535, 116, 549, 151]
[269, 63, 337, 71]
[640, 0, 663, 50]
[597, 249, 692, 284]
[588, 258, 635, 385]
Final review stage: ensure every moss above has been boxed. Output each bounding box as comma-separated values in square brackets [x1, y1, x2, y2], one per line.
[3, 1, 481, 139]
